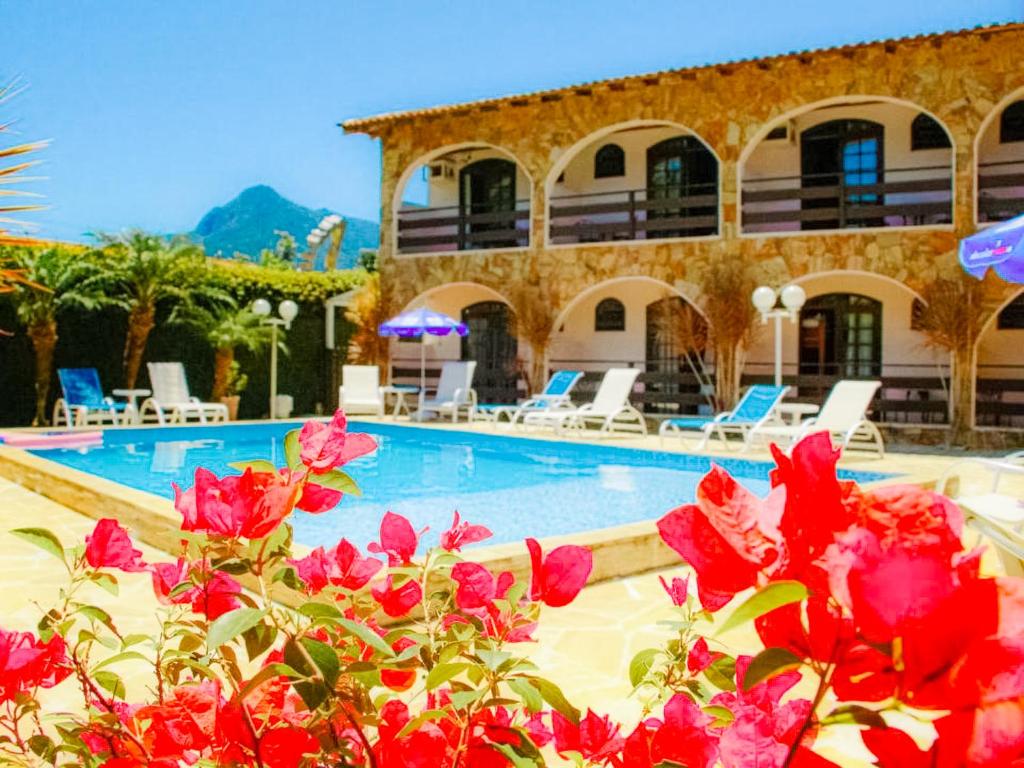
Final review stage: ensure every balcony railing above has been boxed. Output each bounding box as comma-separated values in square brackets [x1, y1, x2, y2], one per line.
[396, 202, 530, 254]
[978, 160, 1024, 223]
[548, 186, 719, 245]
[741, 165, 953, 234]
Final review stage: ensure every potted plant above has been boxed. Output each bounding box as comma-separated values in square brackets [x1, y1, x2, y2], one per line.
[220, 359, 247, 420]
[172, 303, 279, 418]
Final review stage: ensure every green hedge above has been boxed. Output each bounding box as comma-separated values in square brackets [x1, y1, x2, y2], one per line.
[0, 249, 364, 426]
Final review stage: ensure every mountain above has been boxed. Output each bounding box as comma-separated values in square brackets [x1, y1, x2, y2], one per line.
[191, 185, 379, 269]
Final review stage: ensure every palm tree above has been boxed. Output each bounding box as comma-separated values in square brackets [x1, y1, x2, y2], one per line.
[172, 303, 276, 400]
[97, 231, 225, 388]
[7, 246, 106, 424]
[0, 78, 48, 247]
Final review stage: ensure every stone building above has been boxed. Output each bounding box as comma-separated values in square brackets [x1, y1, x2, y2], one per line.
[343, 23, 1024, 436]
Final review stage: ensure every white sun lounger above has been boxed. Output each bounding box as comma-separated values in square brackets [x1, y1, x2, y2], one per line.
[522, 367, 646, 437]
[415, 361, 477, 423]
[471, 370, 584, 426]
[937, 452, 1024, 576]
[139, 362, 229, 426]
[748, 379, 884, 457]
[339, 365, 385, 417]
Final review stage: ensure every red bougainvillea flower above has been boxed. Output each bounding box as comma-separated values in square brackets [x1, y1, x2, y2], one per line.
[297, 410, 377, 474]
[371, 576, 423, 618]
[525, 538, 592, 607]
[861, 728, 934, 768]
[149, 559, 241, 620]
[374, 699, 451, 768]
[659, 574, 689, 606]
[294, 480, 343, 514]
[451, 561, 514, 612]
[380, 637, 418, 692]
[657, 466, 784, 611]
[687, 637, 721, 675]
[289, 538, 382, 594]
[174, 468, 302, 540]
[644, 694, 720, 768]
[368, 511, 422, 566]
[258, 725, 320, 768]
[551, 709, 625, 763]
[0, 628, 71, 702]
[439, 511, 492, 552]
[85, 518, 146, 572]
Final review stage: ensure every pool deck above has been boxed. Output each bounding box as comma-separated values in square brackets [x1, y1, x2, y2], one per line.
[0, 417, 1018, 765]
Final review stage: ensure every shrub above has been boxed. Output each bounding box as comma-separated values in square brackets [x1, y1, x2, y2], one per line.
[1, 418, 1022, 767]
[207, 259, 366, 305]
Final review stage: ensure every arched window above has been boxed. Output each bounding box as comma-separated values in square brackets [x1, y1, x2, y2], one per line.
[1001, 101, 1024, 143]
[595, 298, 626, 331]
[594, 144, 625, 178]
[799, 293, 882, 378]
[998, 293, 1024, 329]
[461, 301, 518, 402]
[800, 119, 884, 230]
[458, 158, 519, 249]
[910, 114, 951, 150]
[646, 136, 718, 237]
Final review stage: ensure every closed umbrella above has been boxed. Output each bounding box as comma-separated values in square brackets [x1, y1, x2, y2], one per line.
[379, 306, 469, 410]
[960, 213, 1024, 283]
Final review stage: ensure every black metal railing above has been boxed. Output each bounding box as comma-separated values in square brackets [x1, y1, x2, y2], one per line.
[547, 359, 713, 415]
[741, 165, 953, 234]
[978, 160, 1024, 223]
[397, 201, 530, 254]
[548, 185, 719, 245]
[977, 365, 1024, 428]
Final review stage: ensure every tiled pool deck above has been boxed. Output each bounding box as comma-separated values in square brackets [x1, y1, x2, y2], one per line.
[0, 418, 1018, 765]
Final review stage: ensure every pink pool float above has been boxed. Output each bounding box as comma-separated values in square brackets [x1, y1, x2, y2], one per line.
[0, 431, 103, 450]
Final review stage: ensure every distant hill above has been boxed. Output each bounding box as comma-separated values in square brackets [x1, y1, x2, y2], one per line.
[191, 185, 379, 269]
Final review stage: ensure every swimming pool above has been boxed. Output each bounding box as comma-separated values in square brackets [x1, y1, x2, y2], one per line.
[28, 422, 892, 551]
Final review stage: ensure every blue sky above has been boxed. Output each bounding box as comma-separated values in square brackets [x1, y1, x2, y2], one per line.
[4, 0, 1019, 242]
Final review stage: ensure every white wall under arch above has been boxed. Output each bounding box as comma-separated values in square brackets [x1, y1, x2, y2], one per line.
[977, 287, 1024, 377]
[744, 271, 945, 378]
[974, 84, 1024, 226]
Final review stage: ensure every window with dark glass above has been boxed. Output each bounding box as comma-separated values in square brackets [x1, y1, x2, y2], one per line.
[595, 298, 626, 331]
[997, 294, 1024, 329]
[800, 119, 884, 230]
[910, 114, 951, 150]
[1000, 101, 1024, 143]
[458, 158, 518, 248]
[594, 144, 625, 178]
[646, 136, 718, 237]
[799, 293, 882, 378]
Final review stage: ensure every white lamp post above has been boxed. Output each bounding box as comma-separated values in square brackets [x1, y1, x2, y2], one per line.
[751, 284, 806, 387]
[252, 298, 299, 419]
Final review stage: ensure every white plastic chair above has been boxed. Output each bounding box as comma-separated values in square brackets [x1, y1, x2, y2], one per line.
[937, 452, 1024, 576]
[416, 361, 477, 422]
[522, 368, 646, 437]
[139, 363, 229, 425]
[471, 370, 584, 427]
[749, 380, 884, 457]
[339, 365, 384, 417]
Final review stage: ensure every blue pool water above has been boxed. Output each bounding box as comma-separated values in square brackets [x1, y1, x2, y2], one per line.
[29, 422, 891, 550]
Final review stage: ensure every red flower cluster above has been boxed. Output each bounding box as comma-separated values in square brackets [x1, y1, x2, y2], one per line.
[658, 431, 1024, 766]
[288, 538, 382, 594]
[150, 558, 242, 619]
[85, 518, 147, 572]
[0, 628, 70, 702]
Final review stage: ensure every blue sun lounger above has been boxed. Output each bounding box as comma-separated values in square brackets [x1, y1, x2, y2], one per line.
[658, 384, 790, 451]
[53, 368, 131, 428]
[471, 370, 584, 426]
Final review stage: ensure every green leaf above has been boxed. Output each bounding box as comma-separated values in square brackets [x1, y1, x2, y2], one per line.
[283, 429, 302, 470]
[89, 572, 119, 596]
[507, 677, 543, 713]
[742, 647, 803, 690]
[702, 705, 735, 727]
[821, 704, 888, 729]
[243, 623, 278, 661]
[477, 648, 511, 672]
[396, 709, 448, 739]
[716, 581, 808, 636]
[336, 617, 395, 657]
[207, 608, 265, 649]
[629, 648, 659, 688]
[528, 677, 580, 725]
[492, 742, 543, 768]
[450, 688, 486, 709]
[92, 651, 150, 673]
[238, 663, 301, 700]
[298, 603, 343, 621]
[300, 637, 341, 688]
[93, 670, 126, 699]
[11, 528, 65, 564]
[228, 459, 278, 473]
[426, 662, 468, 691]
[703, 655, 737, 692]
[311, 469, 362, 496]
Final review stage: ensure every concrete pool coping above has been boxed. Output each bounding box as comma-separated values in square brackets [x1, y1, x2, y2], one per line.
[0, 418, 946, 614]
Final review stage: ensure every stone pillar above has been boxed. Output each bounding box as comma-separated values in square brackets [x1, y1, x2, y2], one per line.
[949, 345, 977, 441]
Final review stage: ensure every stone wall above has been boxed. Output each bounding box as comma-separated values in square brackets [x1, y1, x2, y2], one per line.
[350, 25, 1024, 428]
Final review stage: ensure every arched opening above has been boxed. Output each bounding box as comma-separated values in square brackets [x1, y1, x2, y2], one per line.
[547, 122, 720, 245]
[460, 301, 518, 403]
[798, 293, 882, 378]
[391, 283, 522, 402]
[395, 145, 531, 254]
[976, 289, 1024, 428]
[977, 93, 1024, 224]
[549, 277, 711, 415]
[741, 98, 953, 234]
